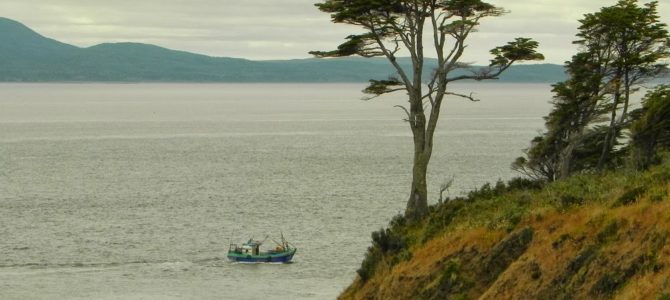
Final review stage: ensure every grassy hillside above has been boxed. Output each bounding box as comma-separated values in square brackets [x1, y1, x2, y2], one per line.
[341, 156, 670, 299]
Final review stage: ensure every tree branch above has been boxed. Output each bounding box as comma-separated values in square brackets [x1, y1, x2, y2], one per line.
[446, 91, 480, 102]
[368, 22, 413, 89]
[394, 105, 412, 123]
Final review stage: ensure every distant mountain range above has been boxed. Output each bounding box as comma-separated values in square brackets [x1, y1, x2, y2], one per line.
[0, 17, 568, 83]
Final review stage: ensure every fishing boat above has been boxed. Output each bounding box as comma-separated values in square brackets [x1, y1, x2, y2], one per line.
[227, 234, 296, 263]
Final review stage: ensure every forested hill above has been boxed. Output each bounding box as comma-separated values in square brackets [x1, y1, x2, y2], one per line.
[0, 17, 566, 83]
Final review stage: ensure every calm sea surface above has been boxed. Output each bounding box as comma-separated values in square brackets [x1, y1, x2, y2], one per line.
[0, 83, 551, 299]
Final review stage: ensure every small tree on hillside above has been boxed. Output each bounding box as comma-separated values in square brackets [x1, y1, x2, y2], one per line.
[312, 0, 543, 220]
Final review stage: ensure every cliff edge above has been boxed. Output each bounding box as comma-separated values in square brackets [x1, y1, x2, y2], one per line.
[341, 158, 670, 299]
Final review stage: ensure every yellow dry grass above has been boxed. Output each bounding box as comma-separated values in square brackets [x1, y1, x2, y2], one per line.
[343, 194, 670, 299]
[341, 163, 670, 299]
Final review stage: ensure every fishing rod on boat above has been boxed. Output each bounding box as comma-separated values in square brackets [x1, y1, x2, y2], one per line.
[281, 231, 294, 248]
[268, 231, 286, 246]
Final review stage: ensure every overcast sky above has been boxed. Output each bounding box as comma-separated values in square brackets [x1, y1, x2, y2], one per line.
[2, 0, 669, 64]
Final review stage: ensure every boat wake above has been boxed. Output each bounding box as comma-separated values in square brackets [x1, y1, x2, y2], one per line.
[0, 260, 169, 269]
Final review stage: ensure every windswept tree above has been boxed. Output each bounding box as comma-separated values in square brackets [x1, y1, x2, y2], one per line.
[575, 0, 670, 170]
[513, 52, 608, 181]
[311, 0, 543, 220]
[514, 0, 669, 181]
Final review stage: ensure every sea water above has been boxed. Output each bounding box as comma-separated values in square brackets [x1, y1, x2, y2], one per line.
[0, 83, 551, 299]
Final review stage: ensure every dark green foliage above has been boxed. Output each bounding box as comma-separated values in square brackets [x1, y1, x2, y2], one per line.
[362, 77, 404, 96]
[389, 213, 407, 229]
[649, 188, 668, 202]
[513, 51, 608, 181]
[309, 33, 383, 58]
[423, 201, 465, 242]
[434, 259, 473, 299]
[467, 180, 508, 200]
[596, 220, 622, 244]
[567, 246, 598, 275]
[490, 38, 545, 67]
[659, 294, 670, 300]
[504, 210, 524, 232]
[651, 162, 670, 183]
[514, 0, 670, 180]
[591, 254, 652, 296]
[539, 245, 599, 298]
[559, 194, 585, 209]
[552, 234, 572, 249]
[530, 261, 542, 280]
[357, 246, 382, 281]
[372, 227, 406, 253]
[506, 177, 545, 191]
[630, 86, 670, 169]
[580, 0, 670, 170]
[614, 186, 646, 206]
[481, 227, 534, 283]
[357, 221, 408, 282]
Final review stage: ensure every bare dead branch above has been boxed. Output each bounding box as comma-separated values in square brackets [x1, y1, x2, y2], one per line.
[394, 105, 411, 121]
[438, 175, 455, 204]
[446, 91, 480, 102]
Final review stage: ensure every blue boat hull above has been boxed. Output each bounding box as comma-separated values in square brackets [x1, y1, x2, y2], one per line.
[227, 249, 296, 263]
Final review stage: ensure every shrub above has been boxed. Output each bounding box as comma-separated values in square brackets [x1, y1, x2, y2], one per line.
[507, 177, 545, 191]
[435, 259, 473, 298]
[505, 209, 524, 232]
[357, 226, 408, 282]
[357, 246, 381, 281]
[372, 227, 405, 253]
[467, 180, 508, 200]
[614, 186, 646, 206]
[559, 194, 584, 208]
[649, 188, 668, 202]
[629, 86, 670, 170]
[423, 201, 464, 242]
[597, 219, 622, 244]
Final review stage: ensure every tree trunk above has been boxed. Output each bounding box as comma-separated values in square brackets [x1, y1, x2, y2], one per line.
[597, 78, 622, 171]
[620, 69, 631, 124]
[558, 140, 576, 180]
[597, 105, 619, 171]
[405, 91, 430, 221]
[405, 154, 429, 221]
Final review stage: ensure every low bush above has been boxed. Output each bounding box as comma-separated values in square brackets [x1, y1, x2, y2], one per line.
[357, 246, 381, 281]
[507, 177, 545, 191]
[614, 186, 646, 206]
[372, 227, 405, 253]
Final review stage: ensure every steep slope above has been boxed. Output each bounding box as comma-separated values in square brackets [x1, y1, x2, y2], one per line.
[341, 159, 670, 299]
[0, 17, 81, 80]
[0, 17, 78, 56]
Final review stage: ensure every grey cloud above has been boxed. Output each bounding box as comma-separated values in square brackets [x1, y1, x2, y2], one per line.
[1, 0, 668, 63]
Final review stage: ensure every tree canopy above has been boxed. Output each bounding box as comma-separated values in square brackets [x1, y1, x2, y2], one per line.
[514, 0, 670, 181]
[313, 0, 543, 220]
